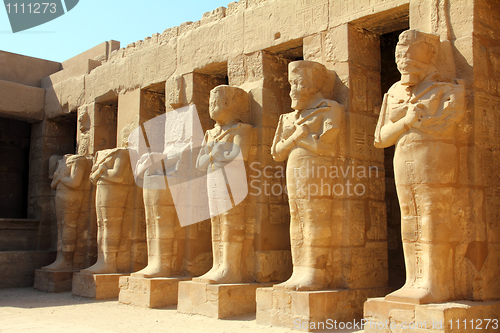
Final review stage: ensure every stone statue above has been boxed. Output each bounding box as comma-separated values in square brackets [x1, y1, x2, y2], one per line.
[42, 154, 91, 271]
[194, 85, 253, 284]
[374, 30, 465, 304]
[132, 156, 186, 278]
[271, 60, 342, 291]
[81, 146, 134, 274]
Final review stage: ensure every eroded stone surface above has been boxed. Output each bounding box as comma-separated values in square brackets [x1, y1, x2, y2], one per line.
[194, 85, 254, 285]
[41, 154, 92, 272]
[374, 30, 466, 304]
[271, 60, 343, 291]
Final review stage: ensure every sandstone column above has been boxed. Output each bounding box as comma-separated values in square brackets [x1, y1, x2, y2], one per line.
[256, 26, 390, 329]
[364, 1, 500, 330]
[118, 74, 218, 308]
[34, 154, 92, 292]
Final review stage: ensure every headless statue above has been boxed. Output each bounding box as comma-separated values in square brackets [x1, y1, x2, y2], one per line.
[42, 154, 91, 271]
[81, 147, 134, 274]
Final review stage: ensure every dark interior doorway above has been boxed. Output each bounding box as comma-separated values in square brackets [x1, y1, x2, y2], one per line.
[0, 117, 31, 218]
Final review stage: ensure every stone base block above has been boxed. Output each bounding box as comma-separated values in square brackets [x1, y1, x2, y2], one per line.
[364, 297, 500, 332]
[118, 276, 189, 308]
[33, 269, 74, 292]
[177, 281, 270, 319]
[256, 287, 392, 331]
[72, 272, 128, 299]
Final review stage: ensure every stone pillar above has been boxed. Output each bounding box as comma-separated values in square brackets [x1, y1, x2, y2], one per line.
[231, 51, 294, 283]
[28, 118, 76, 251]
[76, 101, 118, 268]
[256, 25, 390, 329]
[177, 52, 295, 319]
[363, 1, 500, 331]
[73, 88, 163, 299]
[119, 74, 218, 308]
[166, 71, 223, 277]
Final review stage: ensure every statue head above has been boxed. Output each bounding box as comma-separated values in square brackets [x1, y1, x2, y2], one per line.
[209, 85, 249, 125]
[289, 61, 328, 111]
[395, 30, 440, 86]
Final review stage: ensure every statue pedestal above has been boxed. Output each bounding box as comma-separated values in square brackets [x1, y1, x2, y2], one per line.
[72, 272, 128, 299]
[177, 281, 270, 319]
[33, 269, 74, 292]
[256, 287, 392, 331]
[118, 276, 189, 308]
[364, 297, 500, 332]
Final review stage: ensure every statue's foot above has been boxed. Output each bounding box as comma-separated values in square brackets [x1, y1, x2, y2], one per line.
[273, 271, 301, 290]
[80, 260, 116, 275]
[192, 266, 219, 283]
[41, 259, 73, 272]
[385, 287, 436, 304]
[195, 266, 242, 284]
[273, 268, 328, 291]
[131, 264, 170, 278]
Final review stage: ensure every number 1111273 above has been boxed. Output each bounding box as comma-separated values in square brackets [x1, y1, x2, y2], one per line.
[5, 3, 58, 14]
[449, 319, 498, 330]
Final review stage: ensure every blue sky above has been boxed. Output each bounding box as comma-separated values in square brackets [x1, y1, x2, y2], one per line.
[0, 0, 230, 63]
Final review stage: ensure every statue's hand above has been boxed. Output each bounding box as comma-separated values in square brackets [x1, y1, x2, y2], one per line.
[404, 103, 425, 129]
[211, 142, 224, 159]
[294, 123, 309, 141]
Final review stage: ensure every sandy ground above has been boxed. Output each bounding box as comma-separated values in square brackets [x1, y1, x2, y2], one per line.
[0, 288, 299, 333]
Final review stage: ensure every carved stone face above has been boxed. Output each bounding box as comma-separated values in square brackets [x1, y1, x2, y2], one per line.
[395, 41, 434, 86]
[209, 89, 229, 123]
[289, 68, 316, 111]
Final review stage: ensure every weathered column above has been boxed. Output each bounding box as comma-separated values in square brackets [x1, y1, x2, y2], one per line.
[119, 73, 218, 308]
[72, 88, 162, 299]
[363, 0, 500, 331]
[231, 51, 293, 282]
[76, 101, 118, 269]
[256, 24, 390, 329]
[177, 51, 296, 319]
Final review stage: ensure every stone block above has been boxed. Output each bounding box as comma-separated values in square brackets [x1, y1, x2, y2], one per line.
[72, 272, 128, 299]
[33, 269, 74, 293]
[0, 50, 61, 87]
[364, 297, 500, 333]
[256, 286, 392, 331]
[0, 79, 45, 122]
[48, 59, 101, 86]
[177, 281, 270, 319]
[118, 276, 188, 308]
[0, 251, 56, 289]
[62, 41, 119, 69]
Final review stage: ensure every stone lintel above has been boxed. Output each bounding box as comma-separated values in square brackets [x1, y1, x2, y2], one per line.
[0, 79, 45, 122]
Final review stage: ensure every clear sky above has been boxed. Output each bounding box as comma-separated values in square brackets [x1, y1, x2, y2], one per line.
[0, 0, 230, 63]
